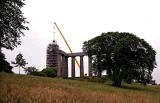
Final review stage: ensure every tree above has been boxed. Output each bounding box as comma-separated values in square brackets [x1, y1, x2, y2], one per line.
[0, 0, 28, 50]
[12, 53, 27, 74]
[0, 0, 28, 72]
[83, 32, 156, 87]
[0, 52, 13, 73]
[24, 66, 39, 75]
[83, 34, 114, 77]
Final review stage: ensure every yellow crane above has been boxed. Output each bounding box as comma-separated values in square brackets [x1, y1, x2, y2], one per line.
[54, 22, 80, 69]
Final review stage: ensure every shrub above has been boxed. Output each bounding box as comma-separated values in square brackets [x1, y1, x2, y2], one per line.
[24, 66, 38, 75]
[41, 68, 57, 78]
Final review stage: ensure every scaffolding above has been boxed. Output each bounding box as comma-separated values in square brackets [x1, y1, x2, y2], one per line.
[46, 40, 59, 68]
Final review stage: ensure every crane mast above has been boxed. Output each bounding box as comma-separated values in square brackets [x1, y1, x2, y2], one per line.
[54, 22, 80, 69]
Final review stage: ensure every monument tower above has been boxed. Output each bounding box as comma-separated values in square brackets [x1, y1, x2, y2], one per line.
[46, 40, 59, 68]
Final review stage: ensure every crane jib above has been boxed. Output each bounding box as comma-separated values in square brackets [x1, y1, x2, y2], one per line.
[54, 22, 80, 69]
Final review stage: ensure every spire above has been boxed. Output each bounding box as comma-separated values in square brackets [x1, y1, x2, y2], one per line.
[53, 26, 56, 42]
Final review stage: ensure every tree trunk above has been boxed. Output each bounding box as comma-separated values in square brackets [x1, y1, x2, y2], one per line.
[112, 79, 122, 87]
[112, 70, 122, 87]
[19, 66, 20, 74]
[0, 47, 1, 72]
[98, 69, 102, 77]
[0, 47, 1, 53]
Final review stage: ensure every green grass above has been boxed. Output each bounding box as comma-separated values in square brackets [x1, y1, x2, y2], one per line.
[0, 72, 160, 103]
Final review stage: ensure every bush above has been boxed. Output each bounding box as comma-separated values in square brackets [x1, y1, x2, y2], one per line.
[28, 67, 57, 78]
[41, 68, 57, 78]
[67, 75, 111, 83]
[24, 67, 39, 75]
[30, 71, 47, 77]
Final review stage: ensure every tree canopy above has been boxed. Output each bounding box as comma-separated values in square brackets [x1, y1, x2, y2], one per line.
[0, 0, 28, 50]
[0, 0, 28, 73]
[83, 32, 156, 87]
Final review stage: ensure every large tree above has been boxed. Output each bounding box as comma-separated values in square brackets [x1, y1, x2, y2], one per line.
[0, 0, 28, 50]
[83, 32, 156, 87]
[0, 0, 28, 72]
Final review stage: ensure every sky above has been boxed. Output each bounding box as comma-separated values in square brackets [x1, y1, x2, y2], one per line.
[2, 0, 160, 84]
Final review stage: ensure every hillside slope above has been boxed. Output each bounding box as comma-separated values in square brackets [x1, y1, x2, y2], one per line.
[0, 73, 160, 103]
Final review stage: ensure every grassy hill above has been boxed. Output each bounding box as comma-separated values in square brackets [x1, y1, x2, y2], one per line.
[0, 72, 160, 103]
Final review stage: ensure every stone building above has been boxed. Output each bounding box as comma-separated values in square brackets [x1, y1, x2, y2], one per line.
[46, 40, 92, 77]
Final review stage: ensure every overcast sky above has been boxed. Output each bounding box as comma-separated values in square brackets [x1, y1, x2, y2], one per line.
[3, 0, 160, 83]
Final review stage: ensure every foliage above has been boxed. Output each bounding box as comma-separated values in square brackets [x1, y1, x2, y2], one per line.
[24, 66, 39, 75]
[25, 67, 57, 78]
[83, 32, 156, 87]
[0, 73, 160, 103]
[41, 68, 57, 78]
[0, 0, 28, 74]
[12, 53, 27, 74]
[74, 75, 111, 83]
[0, 52, 13, 73]
[0, 0, 28, 50]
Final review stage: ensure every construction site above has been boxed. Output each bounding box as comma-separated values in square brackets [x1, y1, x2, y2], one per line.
[46, 23, 92, 77]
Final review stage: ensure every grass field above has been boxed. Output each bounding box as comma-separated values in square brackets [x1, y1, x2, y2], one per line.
[0, 72, 160, 103]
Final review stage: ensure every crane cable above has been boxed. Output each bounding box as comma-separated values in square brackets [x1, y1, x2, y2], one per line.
[54, 22, 80, 69]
